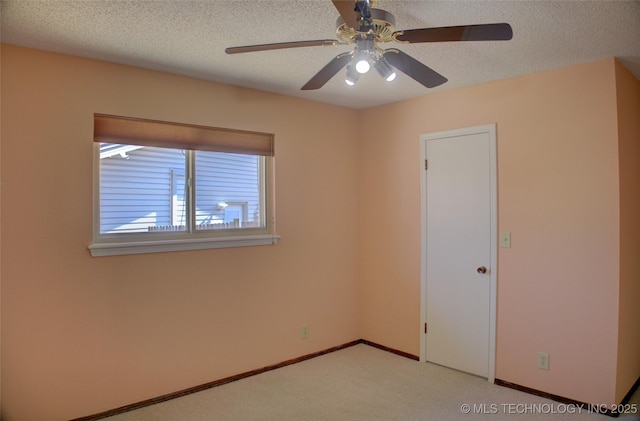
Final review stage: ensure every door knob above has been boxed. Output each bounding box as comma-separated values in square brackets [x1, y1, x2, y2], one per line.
[477, 266, 487, 274]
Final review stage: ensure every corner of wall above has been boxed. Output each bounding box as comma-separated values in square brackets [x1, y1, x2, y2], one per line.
[614, 59, 640, 403]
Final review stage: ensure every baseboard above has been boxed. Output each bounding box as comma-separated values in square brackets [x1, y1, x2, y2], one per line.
[621, 376, 640, 408]
[495, 377, 640, 418]
[360, 339, 420, 361]
[72, 339, 415, 421]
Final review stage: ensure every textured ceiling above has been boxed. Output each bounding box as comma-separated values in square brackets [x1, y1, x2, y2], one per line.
[2, 0, 639, 109]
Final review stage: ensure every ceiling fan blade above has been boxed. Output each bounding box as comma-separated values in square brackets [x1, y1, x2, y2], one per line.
[383, 49, 447, 88]
[395, 23, 513, 43]
[332, 0, 359, 29]
[226, 39, 338, 54]
[301, 52, 353, 90]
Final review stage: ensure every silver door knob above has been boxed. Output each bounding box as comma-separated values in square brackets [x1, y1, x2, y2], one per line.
[477, 266, 487, 274]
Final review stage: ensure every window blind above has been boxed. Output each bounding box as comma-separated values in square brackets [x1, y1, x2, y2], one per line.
[94, 114, 274, 157]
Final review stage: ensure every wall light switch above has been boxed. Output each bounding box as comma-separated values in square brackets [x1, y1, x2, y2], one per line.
[500, 232, 511, 248]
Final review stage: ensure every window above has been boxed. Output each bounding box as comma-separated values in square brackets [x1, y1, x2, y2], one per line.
[89, 114, 278, 256]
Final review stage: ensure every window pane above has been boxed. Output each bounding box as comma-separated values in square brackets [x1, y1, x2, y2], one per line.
[194, 151, 264, 230]
[99, 143, 187, 233]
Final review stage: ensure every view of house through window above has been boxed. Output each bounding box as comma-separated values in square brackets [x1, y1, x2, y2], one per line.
[90, 114, 277, 256]
[99, 143, 264, 234]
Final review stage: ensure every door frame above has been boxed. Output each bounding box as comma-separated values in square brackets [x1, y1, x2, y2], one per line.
[419, 124, 498, 382]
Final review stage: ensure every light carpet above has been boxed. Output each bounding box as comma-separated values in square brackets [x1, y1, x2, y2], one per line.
[104, 344, 639, 421]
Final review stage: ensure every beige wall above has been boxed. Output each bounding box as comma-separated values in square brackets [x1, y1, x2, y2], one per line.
[1, 45, 638, 420]
[358, 58, 624, 405]
[0, 45, 360, 420]
[615, 61, 640, 403]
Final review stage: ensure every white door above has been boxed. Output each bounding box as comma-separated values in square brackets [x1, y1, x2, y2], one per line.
[420, 124, 497, 380]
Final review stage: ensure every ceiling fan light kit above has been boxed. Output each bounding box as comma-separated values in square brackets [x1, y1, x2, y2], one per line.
[225, 0, 513, 91]
[345, 65, 360, 85]
[353, 38, 375, 73]
[375, 58, 396, 82]
[354, 59, 370, 74]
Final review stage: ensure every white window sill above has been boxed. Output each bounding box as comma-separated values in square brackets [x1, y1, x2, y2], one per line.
[89, 234, 280, 257]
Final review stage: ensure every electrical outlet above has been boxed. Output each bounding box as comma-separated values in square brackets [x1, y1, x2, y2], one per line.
[537, 352, 549, 370]
[301, 325, 309, 339]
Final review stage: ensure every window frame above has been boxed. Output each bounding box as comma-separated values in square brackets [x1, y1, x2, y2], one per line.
[89, 115, 278, 257]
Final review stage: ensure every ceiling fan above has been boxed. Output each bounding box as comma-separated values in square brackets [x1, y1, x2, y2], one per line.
[225, 0, 513, 90]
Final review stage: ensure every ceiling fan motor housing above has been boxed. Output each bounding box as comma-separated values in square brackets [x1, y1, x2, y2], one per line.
[336, 8, 399, 44]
